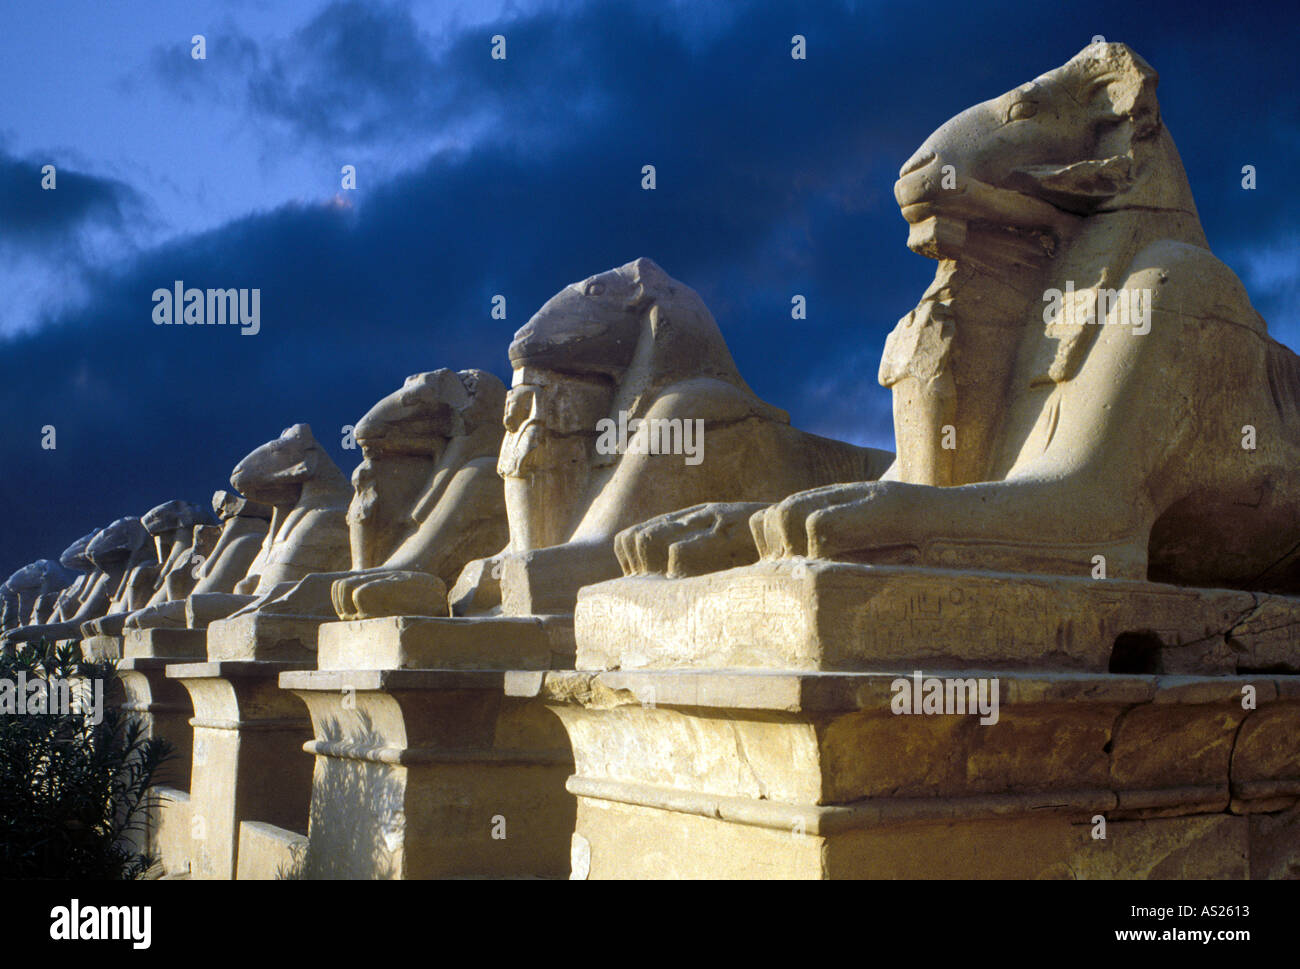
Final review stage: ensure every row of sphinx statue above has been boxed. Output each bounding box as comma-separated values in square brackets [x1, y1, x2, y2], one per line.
[0, 256, 894, 648]
[5, 41, 1300, 653]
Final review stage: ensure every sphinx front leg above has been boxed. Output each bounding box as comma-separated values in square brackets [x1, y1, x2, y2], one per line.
[258, 573, 347, 616]
[756, 474, 1151, 579]
[751, 481, 887, 559]
[615, 502, 771, 578]
[338, 572, 448, 619]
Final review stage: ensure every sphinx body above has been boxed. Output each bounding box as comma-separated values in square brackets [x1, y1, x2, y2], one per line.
[248, 369, 508, 622]
[80, 499, 213, 638]
[185, 423, 351, 628]
[147, 519, 221, 607]
[125, 491, 273, 630]
[47, 530, 101, 624]
[28, 561, 76, 625]
[621, 43, 1300, 594]
[0, 581, 15, 632]
[3, 517, 151, 645]
[450, 257, 894, 616]
[1, 559, 74, 631]
[2, 565, 38, 630]
[137, 500, 218, 608]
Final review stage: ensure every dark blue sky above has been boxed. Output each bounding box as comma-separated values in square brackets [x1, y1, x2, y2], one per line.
[1, 0, 1296, 575]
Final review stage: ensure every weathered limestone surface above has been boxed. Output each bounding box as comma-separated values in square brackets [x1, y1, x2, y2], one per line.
[316, 615, 574, 672]
[283, 613, 577, 879]
[120, 654, 201, 789]
[146, 787, 193, 877]
[235, 821, 309, 880]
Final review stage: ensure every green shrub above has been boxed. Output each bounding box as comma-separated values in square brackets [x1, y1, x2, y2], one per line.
[0, 640, 172, 879]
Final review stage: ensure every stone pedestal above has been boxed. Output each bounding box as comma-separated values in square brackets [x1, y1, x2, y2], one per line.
[69, 637, 126, 727]
[514, 667, 1300, 878]
[121, 628, 209, 792]
[80, 633, 123, 662]
[147, 787, 193, 877]
[515, 562, 1300, 878]
[207, 612, 325, 662]
[124, 627, 209, 659]
[69, 631, 176, 866]
[166, 659, 314, 879]
[277, 615, 576, 879]
[120, 659, 196, 784]
[236, 821, 309, 880]
[575, 561, 1300, 674]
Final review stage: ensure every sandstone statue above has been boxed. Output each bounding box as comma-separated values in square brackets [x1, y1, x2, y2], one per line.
[240, 369, 508, 622]
[28, 560, 76, 625]
[450, 257, 894, 615]
[1, 560, 74, 630]
[125, 491, 272, 630]
[148, 519, 221, 606]
[3, 517, 151, 645]
[80, 499, 213, 638]
[1, 570, 28, 631]
[183, 423, 351, 628]
[47, 530, 101, 624]
[82, 519, 167, 637]
[618, 43, 1300, 594]
[140, 500, 216, 602]
[0, 580, 16, 632]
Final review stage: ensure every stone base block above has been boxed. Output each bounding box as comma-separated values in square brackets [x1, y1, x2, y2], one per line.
[575, 561, 1300, 673]
[316, 615, 575, 671]
[166, 660, 314, 879]
[119, 657, 197, 789]
[570, 797, 1256, 879]
[280, 668, 575, 878]
[148, 786, 192, 877]
[510, 668, 1300, 879]
[207, 612, 327, 662]
[80, 634, 123, 662]
[236, 821, 309, 880]
[124, 627, 209, 659]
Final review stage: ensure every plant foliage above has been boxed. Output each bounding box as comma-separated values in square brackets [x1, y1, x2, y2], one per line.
[0, 641, 171, 879]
